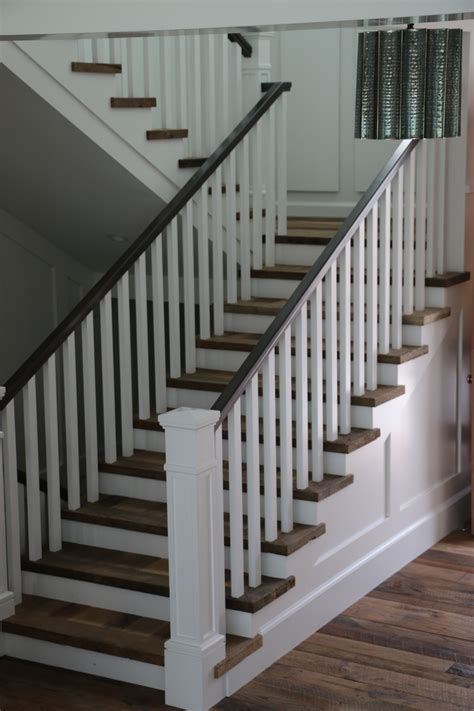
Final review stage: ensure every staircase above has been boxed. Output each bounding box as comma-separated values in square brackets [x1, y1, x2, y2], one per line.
[0, 38, 471, 711]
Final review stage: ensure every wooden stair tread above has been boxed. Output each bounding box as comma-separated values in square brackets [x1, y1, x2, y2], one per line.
[71, 61, 122, 74]
[110, 97, 156, 108]
[402, 307, 451, 326]
[425, 271, 470, 287]
[214, 634, 263, 678]
[276, 233, 334, 245]
[197, 332, 429, 365]
[22, 543, 295, 614]
[223, 517, 326, 556]
[146, 129, 188, 140]
[168, 369, 405, 408]
[179, 157, 207, 168]
[100, 449, 166, 480]
[3, 595, 168, 666]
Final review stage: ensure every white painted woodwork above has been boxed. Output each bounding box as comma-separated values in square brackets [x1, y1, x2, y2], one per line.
[353, 223, 365, 396]
[265, 106, 276, 267]
[167, 218, 181, 379]
[81, 313, 99, 502]
[43, 355, 62, 550]
[182, 203, 196, 374]
[0, 390, 8, 596]
[391, 167, 404, 350]
[190, 35, 203, 156]
[206, 35, 217, 154]
[338, 243, 351, 434]
[220, 34, 230, 143]
[295, 304, 309, 488]
[278, 327, 293, 531]
[228, 401, 245, 598]
[403, 151, 416, 315]
[246, 375, 262, 585]
[426, 141, 436, 279]
[134, 254, 150, 420]
[100, 292, 117, 462]
[310, 285, 324, 482]
[379, 186, 391, 354]
[212, 167, 225, 334]
[158, 408, 225, 711]
[415, 141, 428, 311]
[178, 36, 188, 130]
[366, 206, 378, 390]
[276, 93, 288, 236]
[251, 121, 263, 270]
[23, 378, 42, 560]
[198, 185, 211, 340]
[262, 350, 277, 541]
[239, 135, 251, 301]
[2, 403, 22, 601]
[117, 274, 134, 457]
[436, 140, 447, 276]
[151, 235, 167, 414]
[63, 333, 81, 510]
[324, 264, 338, 440]
[226, 152, 238, 303]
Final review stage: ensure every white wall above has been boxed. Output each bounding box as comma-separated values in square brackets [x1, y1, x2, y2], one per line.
[0, 208, 95, 383]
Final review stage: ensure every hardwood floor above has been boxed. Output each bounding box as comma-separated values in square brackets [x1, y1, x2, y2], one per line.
[1, 529, 474, 710]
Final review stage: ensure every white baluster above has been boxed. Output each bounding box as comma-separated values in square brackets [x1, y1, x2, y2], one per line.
[436, 140, 447, 275]
[2, 402, 22, 600]
[119, 38, 129, 99]
[264, 105, 276, 267]
[182, 203, 196, 373]
[147, 38, 161, 128]
[178, 36, 188, 131]
[278, 327, 293, 531]
[246, 375, 262, 585]
[191, 35, 203, 155]
[415, 141, 428, 311]
[212, 167, 225, 334]
[0, 416, 8, 596]
[234, 44, 243, 122]
[134, 253, 151, 420]
[96, 39, 110, 65]
[263, 350, 277, 541]
[167, 218, 181, 379]
[206, 35, 217, 153]
[325, 264, 338, 440]
[339, 243, 351, 434]
[276, 93, 288, 237]
[117, 273, 134, 456]
[295, 304, 308, 489]
[163, 36, 176, 127]
[63, 333, 81, 509]
[403, 151, 416, 315]
[391, 167, 404, 350]
[23, 379, 42, 560]
[366, 205, 378, 390]
[198, 185, 211, 340]
[228, 401, 245, 598]
[310, 284, 324, 482]
[353, 223, 365, 396]
[100, 292, 118, 461]
[239, 135, 251, 300]
[78, 39, 93, 63]
[151, 235, 167, 414]
[251, 121, 263, 269]
[426, 142, 435, 278]
[43, 355, 62, 550]
[220, 35, 230, 140]
[226, 153, 238, 304]
[81, 313, 99, 500]
[379, 186, 391, 354]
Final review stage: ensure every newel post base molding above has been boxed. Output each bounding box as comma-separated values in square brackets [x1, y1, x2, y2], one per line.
[158, 407, 226, 711]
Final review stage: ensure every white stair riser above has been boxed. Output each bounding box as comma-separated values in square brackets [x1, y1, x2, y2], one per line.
[251, 277, 302, 299]
[224, 312, 274, 333]
[3, 634, 165, 690]
[134, 428, 165, 452]
[62, 519, 169, 557]
[275, 243, 326, 265]
[99, 471, 166, 502]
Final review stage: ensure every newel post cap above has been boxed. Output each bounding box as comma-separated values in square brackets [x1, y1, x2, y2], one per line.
[158, 407, 220, 432]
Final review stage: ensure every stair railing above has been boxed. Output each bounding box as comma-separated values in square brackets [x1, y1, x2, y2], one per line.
[77, 33, 252, 156]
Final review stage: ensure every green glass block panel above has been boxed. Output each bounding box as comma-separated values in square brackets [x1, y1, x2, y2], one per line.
[378, 31, 402, 139]
[354, 32, 378, 139]
[425, 29, 448, 138]
[401, 28, 427, 138]
[444, 29, 463, 137]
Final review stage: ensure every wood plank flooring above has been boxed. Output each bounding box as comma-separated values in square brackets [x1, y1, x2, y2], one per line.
[2, 529, 474, 710]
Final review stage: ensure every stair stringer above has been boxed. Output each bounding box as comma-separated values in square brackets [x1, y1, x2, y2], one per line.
[219, 282, 471, 697]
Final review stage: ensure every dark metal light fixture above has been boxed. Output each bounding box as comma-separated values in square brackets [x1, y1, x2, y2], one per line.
[355, 27, 463, 139]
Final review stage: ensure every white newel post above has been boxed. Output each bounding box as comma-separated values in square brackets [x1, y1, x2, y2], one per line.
[158, 407, 226, 711]
[241, 33, 274, 113]
[0, 387, 15, 628]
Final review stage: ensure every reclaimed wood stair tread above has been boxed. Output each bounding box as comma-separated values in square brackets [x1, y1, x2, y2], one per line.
[178, 157, 207, 168]
[214, 634, 263, 678]
[100, 449, 166, 481]
[168, 369, 405, 407]
[22, 543, 295, 614]
[223, 517, 326, 556]
[146, 129, 188, 140]
[425, 271, 470, 287]
[2, 595, 168, 666]
[110, 97, 157, 108]
[197, 332, 429, 365]
[71, 61, 122, 74]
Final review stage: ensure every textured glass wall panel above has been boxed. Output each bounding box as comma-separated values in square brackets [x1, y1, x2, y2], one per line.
[378, 31, 402, 139]
[355, 32, 378, 139]
[444, 29, 463, 137]
[401, 29, 427, 138]
[425, 29, 448, 138]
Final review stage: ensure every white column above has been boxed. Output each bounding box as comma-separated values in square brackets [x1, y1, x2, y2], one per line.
[158, 407, 226, 711]
[241, 33, 273, 113]
[0, 387, 15, 622]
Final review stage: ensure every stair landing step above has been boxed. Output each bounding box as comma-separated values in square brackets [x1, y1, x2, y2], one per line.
[3, 595, 168, 666]
[146, 129, 188, 140]
[71, 61, 122, 74]
[22, 543, 295, 614]
[110, 97, 156, 108]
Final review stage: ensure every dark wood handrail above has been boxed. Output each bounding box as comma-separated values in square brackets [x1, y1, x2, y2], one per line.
[212, 138, 419, 424]
[1, 81, 291, 409]
[227, 33, 253, 58]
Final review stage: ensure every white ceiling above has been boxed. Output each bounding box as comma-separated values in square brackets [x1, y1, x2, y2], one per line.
[0, 64, 165, 271]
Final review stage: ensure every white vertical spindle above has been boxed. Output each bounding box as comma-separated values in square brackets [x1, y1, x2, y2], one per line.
[178, 36, 188, 130]
[391, 167, 404, 350]
[3, 402, 22, 600]
[325, 264, 338, 440]
[191, 35, 203, 155]
[228, 401, 245, 598]
[379, 186, 391, 354]
[134, 254, 151, 419]
[310, 285, 324, 481]
[163, 36, 176, 127]
[205, 36, 217, 154]
[403, 151, 416, 315]
[240, 135, 251, 300]
[426, 142, 436, 278]
[43, 355, 62, 550]
[226, 152, 238, 303]
[353, 223, 365, 396]
[182, 203, 196, 373]
[0, 422, 8, 595]
[245, 375, 262, 586]
[339, 244, 351, 434]
[198, 185, 211, 340]
[276, 93, 288, 237]
[221, 35, 230, 140]
[265, 106, 276, 267]
[63, 333, 81, 509]
[278, 327, 293, 531]
[81, 313, 99, 501]
[436, 140, 447, 275]
[263, 350, 277, 541]
[117, 274, 134, 456]
[100, 292, 118, 461]
[151, 236, 167, 414]
[212, 167, 225, 334]
[167, 218, 181, 379]
[366, 205, 378, 390]
[251, 121, 263, 269]
[23, 379, 42, 560]
[295, 305, 308, 489]
[415, 140, 428, 311]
